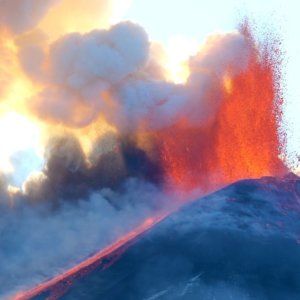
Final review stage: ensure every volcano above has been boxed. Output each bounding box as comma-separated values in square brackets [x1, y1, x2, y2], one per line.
[1, 1, 299, 300]
[17, 174, 300, 300]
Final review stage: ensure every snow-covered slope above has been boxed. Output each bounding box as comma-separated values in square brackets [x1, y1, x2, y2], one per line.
[34, 174, 300, 300]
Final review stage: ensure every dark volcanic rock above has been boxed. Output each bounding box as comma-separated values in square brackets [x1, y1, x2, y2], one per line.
[34, 174, 300, 300]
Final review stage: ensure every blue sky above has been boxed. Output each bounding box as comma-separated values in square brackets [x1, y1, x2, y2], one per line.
[123, 0, 300, 171]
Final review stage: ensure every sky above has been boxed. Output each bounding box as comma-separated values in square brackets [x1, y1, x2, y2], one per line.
[122, 0, 300, 171]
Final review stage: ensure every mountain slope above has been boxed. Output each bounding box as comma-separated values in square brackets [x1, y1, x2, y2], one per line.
[33, 174, 300, 300]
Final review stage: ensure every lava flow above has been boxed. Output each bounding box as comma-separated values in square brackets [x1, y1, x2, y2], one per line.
[11, 213, 170, 300]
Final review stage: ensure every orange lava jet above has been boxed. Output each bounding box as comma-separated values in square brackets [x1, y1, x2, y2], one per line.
[157, 23, 286, 193]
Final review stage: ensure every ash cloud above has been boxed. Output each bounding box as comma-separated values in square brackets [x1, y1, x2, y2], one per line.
[110, 32, 252, 132]
[0, 0, 57, 34]
[0, 178, 170, 299]
[20, 132, 164, 206]
[28, 21, 150, 127]
[0, 0, 121, 35]
[18, 23, 252, 130]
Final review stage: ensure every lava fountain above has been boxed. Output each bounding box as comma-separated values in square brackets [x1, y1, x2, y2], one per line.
[156, 23, 286, 193]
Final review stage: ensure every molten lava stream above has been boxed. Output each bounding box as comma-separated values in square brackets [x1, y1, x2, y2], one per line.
[11, 213, 171, 300]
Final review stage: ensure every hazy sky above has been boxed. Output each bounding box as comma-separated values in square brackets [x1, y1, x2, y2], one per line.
[123, 0, 300, 171]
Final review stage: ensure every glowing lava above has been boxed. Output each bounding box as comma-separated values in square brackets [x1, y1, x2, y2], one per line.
[11, 214, 169, 300]
[157, 24, 286, 192]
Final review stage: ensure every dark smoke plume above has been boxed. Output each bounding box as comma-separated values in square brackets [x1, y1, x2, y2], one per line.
[21, 132, 165, 208]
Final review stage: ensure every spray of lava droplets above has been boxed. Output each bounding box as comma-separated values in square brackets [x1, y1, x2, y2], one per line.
[0, 0, 291, 298]
[157, 23, 286, 193]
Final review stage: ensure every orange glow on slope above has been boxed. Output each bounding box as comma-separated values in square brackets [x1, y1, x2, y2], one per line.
[157, 25, 286, 192]
[11, 214, 169, 300]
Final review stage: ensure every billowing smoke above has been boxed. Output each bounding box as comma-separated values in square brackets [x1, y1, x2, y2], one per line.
[0, 0, 57, 33]
[24, 27, 251, 130]
[0, 0, 287, 298]
[0, 179, 170, 299]
[29, 21, 150, 127]
[20, 132, 164, 206]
